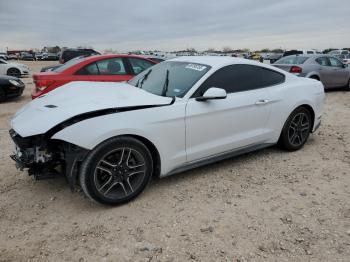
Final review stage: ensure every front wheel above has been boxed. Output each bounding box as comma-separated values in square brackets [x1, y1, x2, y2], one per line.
[7, 68, 21, 78]
[79, 137, 153, 205]
[278, 107, 312, 151]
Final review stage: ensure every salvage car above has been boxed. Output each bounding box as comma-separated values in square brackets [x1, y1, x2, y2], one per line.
[342, 55, 350, 65]
[0, 59, 29, 78]
[32, 54, 157, 99]
[10, 56, 325, 205]
[41, 53, 59, 61]
[273, 55, 350, 90]
[0, 52, 8, 60]
[20, 52, 35, 61]
[0, 75, 25, 102]
[59, 48, 100, 64]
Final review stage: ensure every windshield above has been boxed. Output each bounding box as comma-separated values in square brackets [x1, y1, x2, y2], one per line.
[128, 61, 211, 98]
[275, 56, 308, 65]
[54, 57, 86, 72]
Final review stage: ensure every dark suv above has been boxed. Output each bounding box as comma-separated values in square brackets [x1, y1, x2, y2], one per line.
[59, 48, 100, 64]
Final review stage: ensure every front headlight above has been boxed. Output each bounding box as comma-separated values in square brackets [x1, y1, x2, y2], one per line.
[9, 79, 21, 86]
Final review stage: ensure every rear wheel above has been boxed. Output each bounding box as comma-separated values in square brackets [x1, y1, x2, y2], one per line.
[7, 68, 21, 78]
[0, 88, 6, 102]
[278, 107, 312, 151]
[79, 136, 153, 205]
[345, 79, 350, 91]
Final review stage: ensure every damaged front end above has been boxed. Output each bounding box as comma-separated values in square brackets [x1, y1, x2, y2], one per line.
[9, 129, 88, 190]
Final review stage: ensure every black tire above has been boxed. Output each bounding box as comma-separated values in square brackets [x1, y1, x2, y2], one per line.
[310, 75, 320, 81]
[278, 107, 312, 151]
[0, 88, 6, 102]
[345, 79, 350, 91]
[79, 136, 153, 205]
[7, 68, 21, 78]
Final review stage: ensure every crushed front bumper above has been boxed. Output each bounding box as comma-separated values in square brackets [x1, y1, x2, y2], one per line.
[9, 129, 89, 188]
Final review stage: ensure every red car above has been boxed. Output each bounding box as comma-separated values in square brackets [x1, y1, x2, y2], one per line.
[32, 54, 157, 99]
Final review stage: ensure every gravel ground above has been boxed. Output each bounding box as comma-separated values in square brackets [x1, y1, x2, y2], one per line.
[0, 61, 349, 262]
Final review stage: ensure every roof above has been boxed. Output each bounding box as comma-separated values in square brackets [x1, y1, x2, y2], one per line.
[283, 54, 330, 58]
[81, 54, 156, 63]
[168, 56, 283, 72]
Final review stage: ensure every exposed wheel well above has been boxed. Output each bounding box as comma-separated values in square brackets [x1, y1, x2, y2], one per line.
[299, 104, 315, 131]
[309, 75, 320, 81]
[124, 135, 161, 178]
[7, 67, 20, 73]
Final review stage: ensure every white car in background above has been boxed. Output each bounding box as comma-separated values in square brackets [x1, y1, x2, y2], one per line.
[10, 57, 325, 205]
[342, 55, 350, 65]
[0, 52, 8, 60]
[0, 59, 29, 78]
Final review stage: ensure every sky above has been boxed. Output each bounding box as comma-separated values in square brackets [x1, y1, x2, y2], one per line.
[0, 0, 349, 52]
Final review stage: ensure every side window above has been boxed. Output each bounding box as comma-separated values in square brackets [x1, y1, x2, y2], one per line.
[329, 57, 343, 68]
[75, 62, 99, 75]
[63, 51, 73, 61]
[315, 57, 329, 66]
[96, 58, 127, 75]
[193, 64, 285, 97]
[128, 58, 154, 75]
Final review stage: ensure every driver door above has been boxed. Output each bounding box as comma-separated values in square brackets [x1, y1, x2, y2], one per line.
[185, 64, 276, 162]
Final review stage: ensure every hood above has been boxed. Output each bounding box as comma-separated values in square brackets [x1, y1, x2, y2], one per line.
[11, 81, 172, 137]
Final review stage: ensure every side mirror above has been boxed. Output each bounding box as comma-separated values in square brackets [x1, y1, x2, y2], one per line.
[343, 63, 348, 68]
[195, 87, 227, 102]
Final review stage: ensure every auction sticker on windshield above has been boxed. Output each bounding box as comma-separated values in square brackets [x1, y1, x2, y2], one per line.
[185, 63, 207, 71]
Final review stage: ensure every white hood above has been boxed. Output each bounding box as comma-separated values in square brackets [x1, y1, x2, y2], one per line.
[11, 81, 172, 137]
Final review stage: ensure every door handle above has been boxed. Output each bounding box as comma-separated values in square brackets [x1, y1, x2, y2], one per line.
[255, 99, 270, 105]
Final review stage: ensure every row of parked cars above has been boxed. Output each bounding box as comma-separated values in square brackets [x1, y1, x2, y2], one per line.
[0, 52, 59, 61]
[6, 46, 350, 205]
[0, 58, 29, 101]
[1, 48, 349, 103]
[31, 49, 350, 99]
[0, 48, 166, 102]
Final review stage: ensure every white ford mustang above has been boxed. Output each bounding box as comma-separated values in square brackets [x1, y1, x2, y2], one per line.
[10, 56, 325, 205]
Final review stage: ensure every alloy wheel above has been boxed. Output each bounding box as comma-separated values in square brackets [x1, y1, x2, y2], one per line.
[287, 112, 310, 147]
[7, 69, 20, 78]
[93, 147, 146, 199]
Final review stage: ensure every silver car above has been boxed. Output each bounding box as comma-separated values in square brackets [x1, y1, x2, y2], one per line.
[273, 54, 350, 90]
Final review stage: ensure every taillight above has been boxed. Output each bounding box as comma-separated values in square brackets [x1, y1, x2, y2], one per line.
[34, 79, 54, 91]
[290, 66, 302, 74]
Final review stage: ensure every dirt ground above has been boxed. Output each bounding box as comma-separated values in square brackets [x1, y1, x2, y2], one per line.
[0, 61, 349, 262]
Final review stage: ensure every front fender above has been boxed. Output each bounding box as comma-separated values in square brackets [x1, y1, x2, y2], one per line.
[52, 117, 161, 151]
[51, 104, 187, 176]
[51, 113, 168, 173]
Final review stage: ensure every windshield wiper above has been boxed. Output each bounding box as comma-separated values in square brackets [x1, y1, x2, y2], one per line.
[136, 69, 152, 89]
[161, 69, 169, 97]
